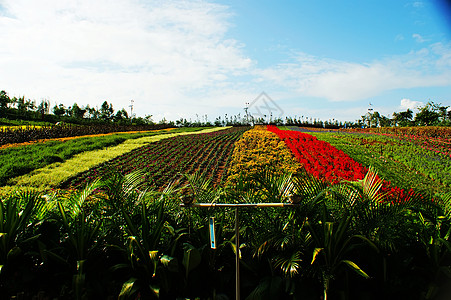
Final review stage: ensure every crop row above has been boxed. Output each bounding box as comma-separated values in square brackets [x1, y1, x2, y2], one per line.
[0, 128, 198, 187]
[345, 126, 451, 139]
[62, 126, 250, 189]
[226, 125, 300, 184]
[268, 125, 366, 183]
[315, 131, 451, 191]
[269, 126, 418, 201]
[0, 123, 173, 145]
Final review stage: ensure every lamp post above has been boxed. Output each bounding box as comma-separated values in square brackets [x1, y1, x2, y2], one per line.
[129, 99, 134, 124]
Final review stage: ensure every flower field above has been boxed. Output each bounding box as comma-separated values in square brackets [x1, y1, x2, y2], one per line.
[61, 126, 250, 189]
[226, 125, 301, 184]
[0, 123, 173, 146]
[1, 125, 451, 299]
[309, 128, 451, 196]
[268, 125, 366, 183]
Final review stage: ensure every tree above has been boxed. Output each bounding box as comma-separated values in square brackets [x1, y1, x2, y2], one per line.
[36, 100, 49, 115]
[100, 101, 114, 121]
[0, 90, 11, 111]
[85, 105, 99, 119]
[369, 111, 381, 128]
[70, 103, 86, 119]
[16, 96, 26, 114]
[113, 108, 128, 122]
[52, 104, 67, 117]
[393, 109, 413, 127]
[415, 102, 441, 126]
[379, 115, 391, 127]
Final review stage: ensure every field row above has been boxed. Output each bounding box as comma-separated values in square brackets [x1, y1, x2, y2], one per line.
[61, 126, 249, 189]
[1, 128, 450, 298]
[1, 125, 450, 200]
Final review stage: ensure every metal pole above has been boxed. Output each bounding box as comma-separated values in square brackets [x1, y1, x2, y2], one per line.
[180, 203, 300, 208]
[235, 207, 240, 300]
[179, 202, 301, 300]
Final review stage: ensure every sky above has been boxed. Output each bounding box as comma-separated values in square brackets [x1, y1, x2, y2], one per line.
[0, 0, 450, 123]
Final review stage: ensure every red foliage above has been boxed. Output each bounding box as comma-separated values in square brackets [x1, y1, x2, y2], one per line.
[268, 125, 418, 202]
[267, 125, 366, 184]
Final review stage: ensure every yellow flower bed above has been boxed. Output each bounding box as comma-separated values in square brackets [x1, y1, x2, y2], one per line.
[226, 125, 301, 184]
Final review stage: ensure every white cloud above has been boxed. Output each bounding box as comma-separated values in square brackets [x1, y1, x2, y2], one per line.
[412, 33, 426, 43]
[254, 42, 451, 102]
[0, 0, 252, 117]
[400, 98, 423, 110]
[0, 0, 450, 123]
[395, 34, 405, 41]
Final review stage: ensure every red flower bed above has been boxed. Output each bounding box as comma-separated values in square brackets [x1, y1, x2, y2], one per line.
[268, 125, 366, 184]
[268, 125, 417, 202]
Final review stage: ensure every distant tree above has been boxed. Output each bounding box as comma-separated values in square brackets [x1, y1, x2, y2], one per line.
[100, 101, 114, 121]
[16, 96, 26, 114]
[0, 90, 11, 111]
[369, 111, 381, 128]
[379, 115, 391, 127]
[70, 103, 86, 119]
[113, 108, 128, 122]
[144, 115, 154, 125]
[53, 104, 67, 117]
[414, 102, 441, 126]
[85, 105, 99, 119]
[393, 109, 413, 127]
[437, 104, 450, 123]
[25, 99, 36, 111]
[36, 100, 50, 119]
[214, 117, 221, 127]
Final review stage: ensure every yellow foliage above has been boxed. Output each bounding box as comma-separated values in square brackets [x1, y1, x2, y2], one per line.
[226, 126, 301, 184]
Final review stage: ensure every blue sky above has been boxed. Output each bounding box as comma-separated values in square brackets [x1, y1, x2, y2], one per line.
[0, 0, 450, 123]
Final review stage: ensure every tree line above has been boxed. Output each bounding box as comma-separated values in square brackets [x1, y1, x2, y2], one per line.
[0, 90, 153, 125]
[1, 90, 450, 128]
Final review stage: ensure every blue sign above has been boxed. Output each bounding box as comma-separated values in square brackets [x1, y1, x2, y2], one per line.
[209, 217, 216, 249]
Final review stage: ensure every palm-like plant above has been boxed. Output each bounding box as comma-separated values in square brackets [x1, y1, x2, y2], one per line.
[102, 171, 176, 299]
[0, 190, 49, 288]
[53, 179, 104, 299]
[182, 172, 222, 204]
[307, 213, 377, 300]
[415, 191, 451, 299]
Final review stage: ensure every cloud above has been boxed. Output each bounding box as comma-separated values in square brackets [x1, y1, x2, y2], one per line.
[412, 1, 424, 8]
[0, 0, 252, 115]
[412, 33, 426, 43]
[395, 34, 405, 41]
[0, 0, 450, 123]
[400, 98, 424, 110]
[254, 42, 451, 102]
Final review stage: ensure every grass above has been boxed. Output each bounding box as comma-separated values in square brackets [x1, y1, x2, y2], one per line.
[0, 118, 54, 126]
[5, 127, 229, 191]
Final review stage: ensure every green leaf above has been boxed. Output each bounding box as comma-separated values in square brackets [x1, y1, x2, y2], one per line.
[118, 278, 137, 300]
[182, 243, 201, 278]
[311, 247, 323, 264]
[342, 260, 370, 279]
[161, 255, 179, 272]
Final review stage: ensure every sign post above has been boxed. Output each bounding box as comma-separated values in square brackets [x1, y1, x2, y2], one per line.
[209, 217, 216, 249]
[181, 202, 300, 300]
